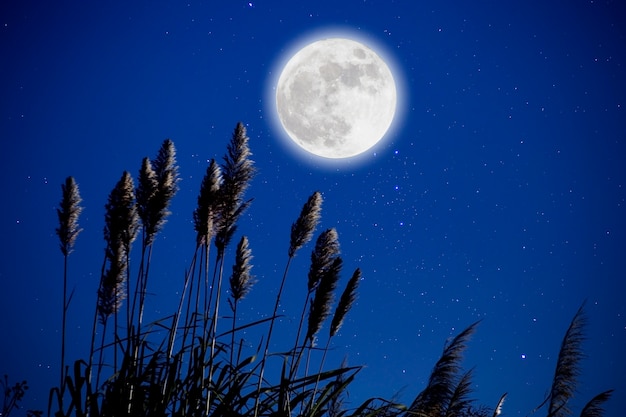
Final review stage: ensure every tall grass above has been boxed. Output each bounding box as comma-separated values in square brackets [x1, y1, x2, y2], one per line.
[43, 122, 612, 417]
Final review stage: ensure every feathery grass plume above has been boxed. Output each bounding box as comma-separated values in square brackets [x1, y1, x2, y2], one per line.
[409, 321, 479, 415]
[492, 392, 507, 417]
[56, 176, 83, 256]
[98, 171, 138, 323]
[330, 268, 360, 337]
[103, 171, 139, 259]
[579, 390, 613, 417]
[306, 256, 342, 344]
[98, 258, 126, 323]
[136, 157, 158, 241]
[193, 159, 223, 246]
[229, 236, 255, 303]
[308, 228, 340, 291]
[548, 303, 587, 417]
[153, 138, 179, 218]
[55, 176, 82, 390]
[137, 140, 180, 246]
[290, 228, 341, 376]
[289, 191, 322, 258]
[215, 122, 255, 256]
[228, 236, 255, 369]
[445, 369, 475, 416]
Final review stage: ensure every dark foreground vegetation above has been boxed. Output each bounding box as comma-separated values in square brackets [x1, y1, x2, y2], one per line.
[4, 122, 613, 417]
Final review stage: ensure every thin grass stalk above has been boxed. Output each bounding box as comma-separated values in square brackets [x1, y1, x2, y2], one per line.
[56, 176, 83, 390]
[128, 227, 146, 337]
[88, 255, 108, 388]
[95, 319, 108, 390]
[206, 255, 226, 415]
[181, 253, 200, 355]
[203, 240, 211, 334]
[135, 245, 153, 344]
[187, 245, 204, 369]
[167, 250, 198, 359]
[61, 255, 68, 390]
[253, 257, 293, 417]
[230, 299, 239, 372]
[309, 335, 333, 413]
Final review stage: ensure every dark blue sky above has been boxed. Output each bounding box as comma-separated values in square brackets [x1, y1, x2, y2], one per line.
[1, 1, 625, 415]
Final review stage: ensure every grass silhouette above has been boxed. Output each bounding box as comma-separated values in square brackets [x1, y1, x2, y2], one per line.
[4, 122, 612, 417]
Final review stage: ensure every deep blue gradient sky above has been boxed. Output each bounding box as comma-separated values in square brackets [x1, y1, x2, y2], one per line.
[1, 1, 625, 415]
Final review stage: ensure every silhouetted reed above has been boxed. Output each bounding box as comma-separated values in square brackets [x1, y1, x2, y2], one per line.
[330, 267, 360, 338]
[214, 122, 255, 258]
[289, 191, 323, 258]
[45, 122, 612, 417]
[55, 176, 83, 390]
[228, 235, 255, 371]
[289, 228, 340, 379]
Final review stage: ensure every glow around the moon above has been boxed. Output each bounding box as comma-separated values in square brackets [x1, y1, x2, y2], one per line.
[275, 37, 397, 159]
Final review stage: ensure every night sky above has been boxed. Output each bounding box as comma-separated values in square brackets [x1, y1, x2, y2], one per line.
[1, 1, 625, 415]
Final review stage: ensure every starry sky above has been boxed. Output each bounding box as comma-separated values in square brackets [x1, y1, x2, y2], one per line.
[1, 1, 625, 415]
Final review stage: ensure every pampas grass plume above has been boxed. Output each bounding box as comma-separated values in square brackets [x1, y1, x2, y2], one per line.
[308, 228, 340, 292]
[229, 235, 255, 303]
[289, 191, 322, 258]
[56, 176, 83, 256]
[193, 158, 223, 246]
[306, 256, 342, 344]
[330, 268, 360, 337]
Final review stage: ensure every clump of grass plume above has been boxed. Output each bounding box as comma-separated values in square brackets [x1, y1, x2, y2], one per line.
[44, 122, 613, 417]
[289, 191, 322, 258]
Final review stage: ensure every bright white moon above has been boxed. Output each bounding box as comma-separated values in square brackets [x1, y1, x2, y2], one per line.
[276, 38, 397, 159]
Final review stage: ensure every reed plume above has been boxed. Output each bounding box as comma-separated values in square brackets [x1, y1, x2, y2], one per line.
[289, 191, 322, 258]
[308, 228, 340, 291]
[193, 159, 223, 246]
[229, 236, 255, 303]
[136, 139, 179, 246]
[55, 176, 82, 389]
[98, 171, 138, 323]
[133, 141, 179, 339]
[548, 303, 587, 417]
[408, 321, 479, 415]
[215, 122, 255, 257]
[445, 368, 475, 416]
[56, 176, 83, 256]
[306, 256, 342, 345]
[492, 392, 507, 417]
[229, 235, 255, 368]
[136, 157, 158, 242]
[330, 268, 360, 337]
[579, 390, 613, 417]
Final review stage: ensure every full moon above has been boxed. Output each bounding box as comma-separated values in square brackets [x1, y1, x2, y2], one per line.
[275, 38, 397, 159]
